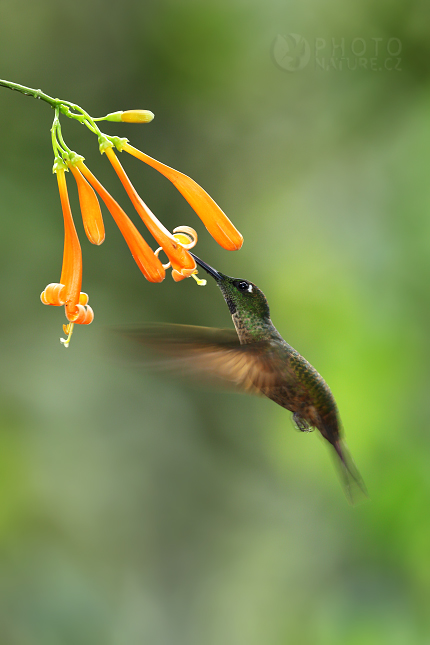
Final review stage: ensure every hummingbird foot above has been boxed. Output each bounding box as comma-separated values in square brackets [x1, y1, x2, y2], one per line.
[292, 413, 313, 433]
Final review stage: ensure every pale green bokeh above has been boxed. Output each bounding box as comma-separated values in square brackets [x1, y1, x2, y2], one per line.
[0, 0, 429, 643]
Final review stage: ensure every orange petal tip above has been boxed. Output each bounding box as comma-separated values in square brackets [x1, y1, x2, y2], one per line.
[171, 269, 188, 282]
[40, 283, 66, 306]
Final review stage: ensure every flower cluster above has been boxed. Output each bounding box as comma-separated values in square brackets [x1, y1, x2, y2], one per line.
[40, 108, 243, 346]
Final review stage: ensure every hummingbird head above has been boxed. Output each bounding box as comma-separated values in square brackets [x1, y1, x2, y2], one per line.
[190, 253, 271, 321]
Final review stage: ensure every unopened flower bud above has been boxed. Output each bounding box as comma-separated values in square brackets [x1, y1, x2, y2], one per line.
[103, 110, 155, 123]
[121, 110, 154, 123]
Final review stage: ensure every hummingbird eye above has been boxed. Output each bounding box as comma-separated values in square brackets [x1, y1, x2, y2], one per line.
[235, 280, 251, 292]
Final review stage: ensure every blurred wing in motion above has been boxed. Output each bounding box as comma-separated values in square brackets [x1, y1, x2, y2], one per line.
[119, 323, 289, 395]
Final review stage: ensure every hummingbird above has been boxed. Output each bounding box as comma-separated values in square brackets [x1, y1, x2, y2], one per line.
[126, 253, 366, 502]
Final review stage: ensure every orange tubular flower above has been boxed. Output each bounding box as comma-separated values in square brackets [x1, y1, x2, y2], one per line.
[104, 147, 196, 281]
[68, 164, 105, 245]
[122, 142, 243, 252]
[76, 161, 166, 283]
[40, 168, 94, 343]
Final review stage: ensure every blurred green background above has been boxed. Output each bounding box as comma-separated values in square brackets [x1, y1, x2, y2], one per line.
[0, 0, 430, 643]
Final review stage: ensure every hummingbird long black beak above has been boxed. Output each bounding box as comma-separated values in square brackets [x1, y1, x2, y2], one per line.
[189, 253, 222, 281]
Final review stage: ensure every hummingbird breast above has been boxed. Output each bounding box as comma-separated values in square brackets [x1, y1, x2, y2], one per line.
[264, 343, 340, 442]
[230, 312, 340, 443]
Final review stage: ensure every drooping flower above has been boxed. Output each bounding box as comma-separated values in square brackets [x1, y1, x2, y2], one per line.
[68, 164, 105, 246]
[40, 166, 94, 346]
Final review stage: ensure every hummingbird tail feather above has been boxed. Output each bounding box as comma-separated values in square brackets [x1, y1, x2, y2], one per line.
[333, 440, 368, 505]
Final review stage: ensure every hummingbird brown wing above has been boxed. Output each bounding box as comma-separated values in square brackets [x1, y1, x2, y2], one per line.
[119, 324, 291, 395]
